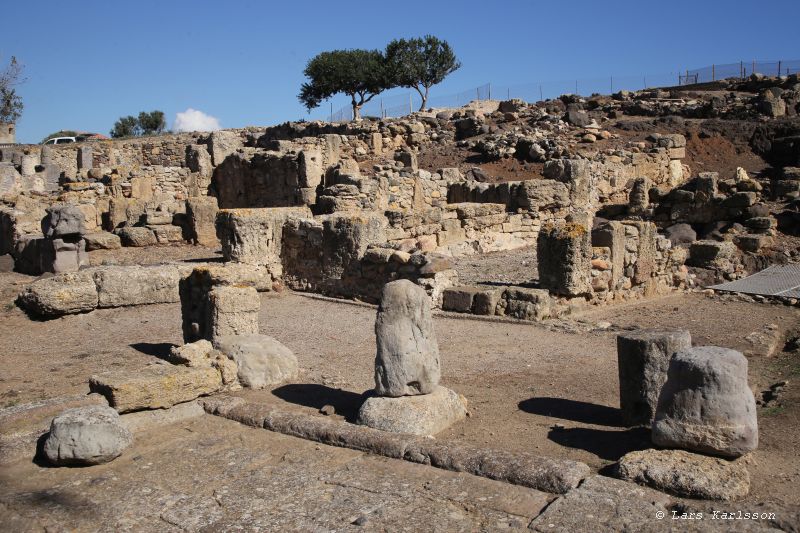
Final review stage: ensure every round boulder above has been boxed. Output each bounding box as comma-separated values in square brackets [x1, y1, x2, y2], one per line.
[44, 405, 132, 466]
[652, 346, 758, 458]
[214, 334, 298, 389]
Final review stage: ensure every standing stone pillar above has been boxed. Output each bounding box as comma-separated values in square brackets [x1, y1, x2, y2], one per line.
[537, 221, 592, 296]
[180, 265, 262, 343]
[20, 153, 38, 176]
[652, 346, 758, 458]
[357, 280, 466, 436]
[616, 329, 691, 427]
[40, 205, 88, 273]
[78, 146, 93, 171]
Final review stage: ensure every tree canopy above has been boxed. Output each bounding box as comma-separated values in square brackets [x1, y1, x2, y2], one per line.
[386, 36, 460, 111]
[110, 110, 166, 138]
[0, 56, 25, 124]
[298, 49, 392, 121]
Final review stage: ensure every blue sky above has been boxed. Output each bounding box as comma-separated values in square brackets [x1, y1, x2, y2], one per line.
[4, 0, 800, 143]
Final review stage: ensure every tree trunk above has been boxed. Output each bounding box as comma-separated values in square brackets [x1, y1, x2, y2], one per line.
[351, 95, 362, 121]
[418, 86, 429, 111]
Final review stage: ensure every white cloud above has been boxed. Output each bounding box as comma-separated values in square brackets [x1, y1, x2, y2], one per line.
[173, 108, 221, 132]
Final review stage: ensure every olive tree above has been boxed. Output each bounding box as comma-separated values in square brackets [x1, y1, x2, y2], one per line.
[110, 110, 166, 138]
[386, 36, 460, 111]
[0, 56, 25, 124]
[299, 49, 391, 121]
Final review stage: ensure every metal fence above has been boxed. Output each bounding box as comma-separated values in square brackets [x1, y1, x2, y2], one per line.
[678, 59, 800, 85]
[323, 58, 799, 122]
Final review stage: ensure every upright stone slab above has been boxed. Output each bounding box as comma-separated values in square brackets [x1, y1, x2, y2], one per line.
[617, 329, 692, 427]
[186, 196, 219, 247]
[180, 264, 272, 343]
[652, 346, 758, 458]
[374, 279, 440, 397]
[20, 154, 38, 176]
[537, 222, 592, 296]
[77, 146, 93, 170]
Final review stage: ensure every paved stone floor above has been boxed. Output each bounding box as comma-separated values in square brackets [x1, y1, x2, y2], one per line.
[0, 413, 553, 532]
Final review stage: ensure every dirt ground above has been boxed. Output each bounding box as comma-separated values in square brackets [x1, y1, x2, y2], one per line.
[1, 261, 798, 510]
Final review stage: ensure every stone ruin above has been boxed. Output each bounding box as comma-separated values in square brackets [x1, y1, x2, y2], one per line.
[356, 279, 467, 435]
[8, 78, 798, 513]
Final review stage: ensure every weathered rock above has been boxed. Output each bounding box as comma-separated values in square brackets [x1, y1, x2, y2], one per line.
[186, 196, 219, 247]
[357, 386, 467, 436]
[169, 339, 215, 367]
[89, 365, 222, 413]
[213, 334, 298, 389]
[617, 329, 692, 427]
[537, 222, 592, 296]
[42, 205, 86, 238]
[374, 280, 441, 397]
[652, 346, 758, 457]
[615, 449, 750, 500]
[664, 223, 696, 246]
[687, 240, 738, 270]
[180, 264, 272, 343]
[17, 271, 99, 317]
[83, 231, 122, 251]
[208, 285, 260, 341]
[501, 287, 551, 321]
[116, 226, 157, 247]
[216, 206, 312, 273]
[528, 475, 671, 532]
[43, 405, 132, 466]
[94, 265, 181, 308]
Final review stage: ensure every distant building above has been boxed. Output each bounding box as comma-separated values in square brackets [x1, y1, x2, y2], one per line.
[0, 123, 15, 144]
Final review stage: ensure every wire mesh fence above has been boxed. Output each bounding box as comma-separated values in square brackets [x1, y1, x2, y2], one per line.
[323, 58, 799, 122]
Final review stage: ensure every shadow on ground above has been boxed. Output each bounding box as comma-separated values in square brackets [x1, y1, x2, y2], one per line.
[518, 397, 622, 427]
[547, 427, 651, 461]
[272, 384, 367, 423]
[129, 342, 176, 361]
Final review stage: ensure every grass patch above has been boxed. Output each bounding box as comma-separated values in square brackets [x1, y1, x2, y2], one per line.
[761, 405, 786, 417]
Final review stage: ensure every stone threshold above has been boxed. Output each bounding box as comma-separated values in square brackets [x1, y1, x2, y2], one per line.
[200, 395, 590, 495]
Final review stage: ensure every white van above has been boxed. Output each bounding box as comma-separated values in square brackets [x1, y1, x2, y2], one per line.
[43, 137, 77, 145]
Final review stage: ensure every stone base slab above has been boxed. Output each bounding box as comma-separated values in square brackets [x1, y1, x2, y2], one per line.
[356, 386, 467, 436]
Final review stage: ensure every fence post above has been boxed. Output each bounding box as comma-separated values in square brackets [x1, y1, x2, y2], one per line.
[778, 61, 782, 77]
[752, 60, 756, 76]
[488, 83, 492, 100]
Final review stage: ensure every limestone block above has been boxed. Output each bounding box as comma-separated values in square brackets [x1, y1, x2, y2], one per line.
[43, 406, 132, 466]
[16, 270, 99, 317]
[374, 280, 441, 397]
[42, 205, 86, 238]
[89, 365, 222, 413]
[357, 386, 467, 436]
[615, 449, 749, 501]
[84, 231, 122, 251]
[501, 287, 551, 321]
[537, 222, 592, 296]
[94, 265, 181, 308]
[652, 346, 758, 457]
[116, 226, 157, 247]
[209, 285, 260, 341]
[186, 196, 219, 247]
[616, 329, 692, 427]
[214, 334, 298, 389]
